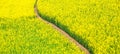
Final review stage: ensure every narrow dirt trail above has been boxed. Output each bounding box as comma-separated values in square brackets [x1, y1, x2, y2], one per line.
[34, 0, 90, 54]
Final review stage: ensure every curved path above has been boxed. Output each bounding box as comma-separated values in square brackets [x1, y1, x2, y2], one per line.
[34, 0, 90, 54]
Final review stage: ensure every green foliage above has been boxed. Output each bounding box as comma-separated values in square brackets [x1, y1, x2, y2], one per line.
[0, 0, 84, 54]
[37, 0, 120, 54]
[0, 18, 84, 54]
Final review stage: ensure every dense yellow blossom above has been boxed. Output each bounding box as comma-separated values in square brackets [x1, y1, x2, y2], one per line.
[37, 0, 120, 54]
[0, 0, 84, 54]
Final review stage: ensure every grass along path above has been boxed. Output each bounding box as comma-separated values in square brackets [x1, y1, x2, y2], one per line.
[34, 0, 90, 54]
[37, 0, 120, 54]
[0, 17, 85, 54]
[0, 0, 85, 54]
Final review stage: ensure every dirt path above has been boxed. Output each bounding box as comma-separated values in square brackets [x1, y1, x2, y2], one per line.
[34, 0, 90, 54]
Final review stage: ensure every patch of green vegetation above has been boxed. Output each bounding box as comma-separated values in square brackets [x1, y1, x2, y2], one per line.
[37, 0, 120, 54]
[0, 17, 84, 54]
[0, 0, 84, 54]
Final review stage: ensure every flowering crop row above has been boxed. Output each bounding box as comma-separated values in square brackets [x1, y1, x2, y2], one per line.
[0, 0, 84, 54]
[37, 0, 120, 54]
